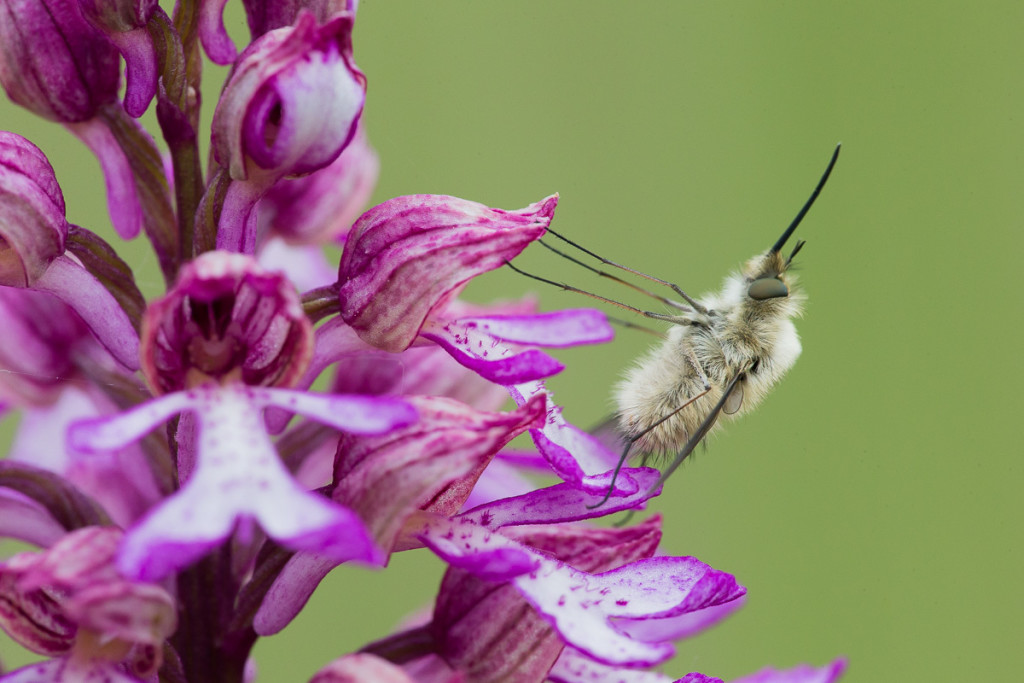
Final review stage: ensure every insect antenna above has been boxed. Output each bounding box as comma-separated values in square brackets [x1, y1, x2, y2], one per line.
[770, 144, 841, 254]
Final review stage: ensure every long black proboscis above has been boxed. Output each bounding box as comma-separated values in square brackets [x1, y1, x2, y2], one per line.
[770, 143, 841, 254]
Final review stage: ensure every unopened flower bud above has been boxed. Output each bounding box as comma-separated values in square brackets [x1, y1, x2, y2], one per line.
[0, 0, 119, 123]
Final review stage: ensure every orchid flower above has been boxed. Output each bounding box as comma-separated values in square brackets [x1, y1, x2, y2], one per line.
[0, 3, 846, 681]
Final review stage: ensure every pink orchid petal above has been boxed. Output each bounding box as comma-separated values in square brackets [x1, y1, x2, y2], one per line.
[72, 582, 176, 645]
[0, 490, 66, 547]
[33, 254, 140, 370]
[732, 660, 848, 683]
[424, 333, 564, 384]
[418, 518, 539, 582]
[253, 552, 337, 636]
[418, 516, 744, 667]
[0, 658, 142, 683]
[460, 309, 613, 347]
[509, 380, 630, 492]
[212, 13, 364, 180]
[462, 456, 542, 509]
[617, 596, 746, 644]
[118, 384, 382, 580]
[338, 194, 557, 352]
[254, 387, 417, 435]
[257, 395, 544, 635]
[458, 469, 661, 529]
[258, 238, 337, 291]
[310, 653, 417, 683]
[550, 647, 716, 683]
[259, 122, 378, 244]
[214, 175, 271, 255]
[108, 27, 157, 118]
[68, 390, 195, 453]
[198, 0, 236, 64]
[66, 118, 142, 240]
[420, 319, 565, 384]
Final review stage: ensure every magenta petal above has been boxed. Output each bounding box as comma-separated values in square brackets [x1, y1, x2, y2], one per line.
[117, 385, 382, 580]
[338, 194, 557, 351]
[253, 552, 337, 636]
[198, 0, 237, 64]
[214, 176, 272, 254]
[731, 660, 848, 683]
[512, 556, 742, 667]
[617, 596, 746, 644]
[33, 255, 140, 370]
[310, 654, 417, 683]
[255, 388, 418, 435]
[458, 469, 662, 529]
[66, 118, 143, 240]
[420, 516, 738, 668]
[423, 328, 564, 384]
[417, 517, 539, 582]
[549, 647, 718, 683]
[0, 490, 67, 547]
[0, 659, 141, 683]
[108, 27, 158, 118]
[461, 309, 613, 347]
[68, 391, 194, 454]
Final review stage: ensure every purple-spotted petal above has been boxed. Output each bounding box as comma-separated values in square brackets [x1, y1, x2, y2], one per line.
[254, 395, 542, 635]
[69, 390, 195, 454]
[616, 596, 746, 644]
[112, 383, 383, 580]
[424, 517, 662, 680]
[461, 309, 614, 348]
[420, 309, 611, 384]
[419, 515, 743, 667]
[254, 387, 417, 436]
[550, 648, 722, 683]
[457, 469, 662, 529]
[732, 660, 847, 683]
[337, 194, 557, 352]
[418, 516, 539, 582]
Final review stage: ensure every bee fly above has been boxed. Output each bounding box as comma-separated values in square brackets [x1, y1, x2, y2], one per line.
[507, 145, 840, 507]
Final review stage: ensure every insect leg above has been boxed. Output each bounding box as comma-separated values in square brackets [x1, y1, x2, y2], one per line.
[538, 239, 691, 312]
[504, 260, 693, 325]
[642, 367, 748, 500]
[586, 386, 712, 510]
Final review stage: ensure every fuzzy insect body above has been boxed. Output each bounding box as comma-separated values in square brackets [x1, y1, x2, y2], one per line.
[615, 247, 805, 457]
[507, 145, 839, 502]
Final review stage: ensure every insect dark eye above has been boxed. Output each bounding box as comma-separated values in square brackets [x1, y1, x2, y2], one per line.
[748, 277, 788, 300]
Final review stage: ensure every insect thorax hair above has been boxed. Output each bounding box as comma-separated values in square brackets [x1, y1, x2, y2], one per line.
[614, 250, 805, 457]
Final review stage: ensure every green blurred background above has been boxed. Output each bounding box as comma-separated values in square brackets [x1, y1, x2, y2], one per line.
[2, 2, 1022, 681]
